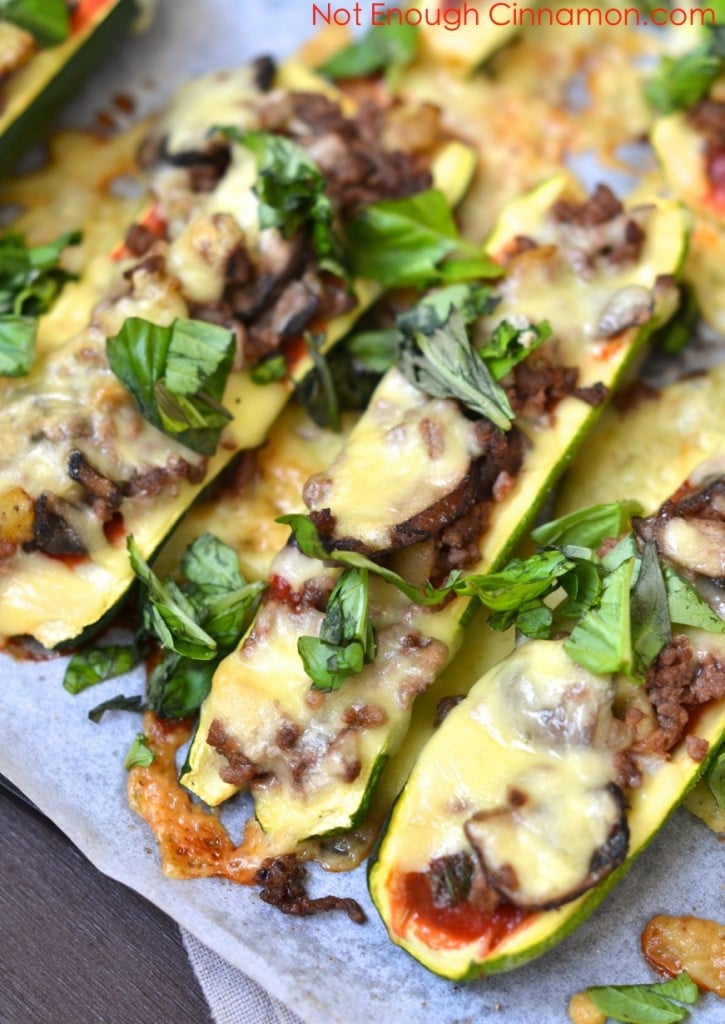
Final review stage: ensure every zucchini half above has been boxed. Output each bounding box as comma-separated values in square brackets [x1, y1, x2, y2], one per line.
[0, 0, 141, 173]
[0, 63, 475, 648]
[368, 626, 725, 980]
[651, 112, 725, 333]
[180, 177, 688, 848]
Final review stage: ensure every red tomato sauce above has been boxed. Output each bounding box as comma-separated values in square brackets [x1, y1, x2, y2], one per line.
[389, 870, 532, 952]
[71, 0, 114, 34]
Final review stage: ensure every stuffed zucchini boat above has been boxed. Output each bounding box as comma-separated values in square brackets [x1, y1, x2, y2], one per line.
[180, 175, 687, 851]
[0, 0, 141, 172]
[0, 56, 474, 647]
[368, 453, 725, 979]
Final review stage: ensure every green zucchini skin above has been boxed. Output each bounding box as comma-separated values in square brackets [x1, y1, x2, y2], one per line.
[0, 1, 140, 174]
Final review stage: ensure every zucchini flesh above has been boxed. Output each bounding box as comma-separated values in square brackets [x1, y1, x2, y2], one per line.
[0, 0, 140, 173]
[181, 177, 688, 845]
[0, 64, 474, 647]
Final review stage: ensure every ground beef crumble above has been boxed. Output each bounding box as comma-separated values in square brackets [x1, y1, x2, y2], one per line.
[644, 635, 725, 753]
[255, 854, 366, 923]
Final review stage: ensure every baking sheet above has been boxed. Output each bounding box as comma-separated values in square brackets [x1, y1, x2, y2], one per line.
[1, 3, 723, 1022]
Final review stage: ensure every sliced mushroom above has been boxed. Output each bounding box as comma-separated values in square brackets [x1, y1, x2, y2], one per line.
[597, 285, 654, 338]
[464, 770, 629, 910]
[68, 449, 123, 521]
[32, 492, 88, 557]
[657, 517, 725, 578]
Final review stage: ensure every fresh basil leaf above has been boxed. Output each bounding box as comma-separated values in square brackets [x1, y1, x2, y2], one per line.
[63, 644, 139, 695]
[557, 558, 604, 620]
[398, 283, 498, 335]
[645, 45, 722, 114]
[128, 536, 218, 660]
[294, 331, 342, 430]
[564, 557, 636, 675]
[512, 601, 554, 639]
[478, 318, 552, 381]
[461, 550, 575, 612]
[179, 533, 264, 648]
[147, 653, 217, 718]
[345, 189, 503, 289]
[106, 316, 234, 455]
[588, 971, 699, 1023]
[602, 532, 640, 572]
[0, 228, 80, 376]
[664, 566, 725, 634]
[251, 354, 287, 384]
[398, 310, 514, 430]
[705, 743, 725, 810]
[201, 584, 265, 650]
[124, 733, 154, 770]
[218, 127, 346, 278]
[88, 693, 145, 723]
[1, 0, 70, 45]
[319, 21, 419, 88]
[298, 567, 376, 690]
[0, 315, 36, 376]
[631, 540, 671, 675]
[181, 531, 245, 596]
[532, 501, 643, 550]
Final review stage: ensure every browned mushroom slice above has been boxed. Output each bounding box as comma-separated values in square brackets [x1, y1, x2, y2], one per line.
[68, 449, 123, 521]
[464, 768, 629, 911]
[32, 492, 88, 557]
[633, 474, 725, 580]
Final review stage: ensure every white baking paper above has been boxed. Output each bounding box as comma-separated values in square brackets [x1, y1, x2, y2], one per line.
[1, 3, 723, 1022]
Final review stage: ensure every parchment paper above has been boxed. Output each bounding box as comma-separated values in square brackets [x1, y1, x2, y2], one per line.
[1, 3, 723, 1022]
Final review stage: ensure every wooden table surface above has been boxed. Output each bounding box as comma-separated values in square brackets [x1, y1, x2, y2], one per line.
[0, 784, 214, 1024]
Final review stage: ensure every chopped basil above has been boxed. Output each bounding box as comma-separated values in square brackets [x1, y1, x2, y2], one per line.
[0, 229, 81, 376]
[298, 567, 376, 691]
[133, 532, 263, 717]
[217, 127, 346, 279]
[0, 317, 36, 377]
[646, 47, 722, 114]
[251, 355, 287, 385]
[477, 318, 551, 381]
[88, 694, 145, 724]
[630, 540, 671, 675]
[295, 331, 341, 431]
[63, 644, 139, 695]
[1, 0, 70, 46]
[564, 558, 635, 675]
[123, 734, 155, 770]
[664, 566, 725, 634]
[344, 189, 503, 290]
[532, 501, 643, 551]
[588, 971, 699, 1023]
[129, 536, 218, 661]
[106, 316, 235, 455]
[280, 493, 725, 681]
[146, 655, 217, 720]
[296, 284, 501, 428]
[645, 2, 725, 113]
[398, 310, 514, 430]
[319, 22, 419, 89]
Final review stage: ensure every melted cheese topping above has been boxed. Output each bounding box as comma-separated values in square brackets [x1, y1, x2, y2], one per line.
[383, 641, 617, 875]
[305, 369, 484, 549]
